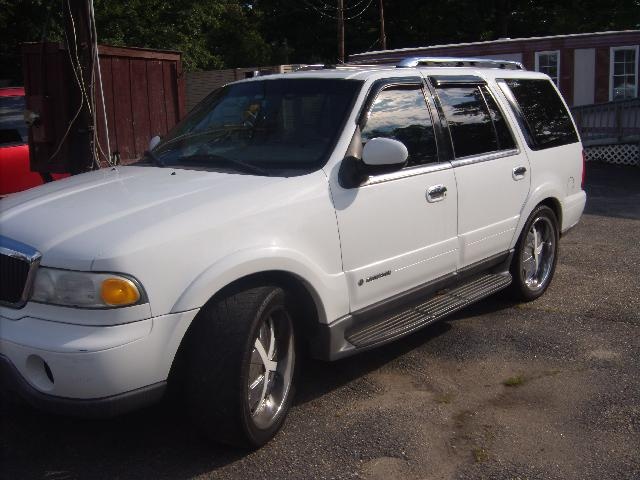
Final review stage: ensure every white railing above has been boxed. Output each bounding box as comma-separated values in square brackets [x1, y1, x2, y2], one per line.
[571, 98, 640, 146]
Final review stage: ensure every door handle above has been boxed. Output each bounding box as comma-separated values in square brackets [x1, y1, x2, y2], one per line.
[512, 166, 527, 180]
[426, 185, 447, 203]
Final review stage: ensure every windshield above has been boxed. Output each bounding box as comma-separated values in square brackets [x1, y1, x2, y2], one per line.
[145, 78, 362, 175]
[0, 95, 27, 147]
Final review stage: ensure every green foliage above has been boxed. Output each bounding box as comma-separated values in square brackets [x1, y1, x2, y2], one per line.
[0, 0, 64, 83]
[1, 0, 639, 84]
[93, 0, 226, 71]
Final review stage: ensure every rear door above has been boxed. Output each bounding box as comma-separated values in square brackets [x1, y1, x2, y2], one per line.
[428, 76, 531, 268]
[330, 78, 458, 312]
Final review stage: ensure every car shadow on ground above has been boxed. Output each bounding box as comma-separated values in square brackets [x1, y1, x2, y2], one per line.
[294, 320, 453, 406]
[2, 326, 454, 477]
[295, 295, 517, 406]
[1, 295, 519, 479]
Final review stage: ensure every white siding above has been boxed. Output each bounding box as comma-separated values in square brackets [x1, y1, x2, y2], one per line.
[573, 48, 596, 106]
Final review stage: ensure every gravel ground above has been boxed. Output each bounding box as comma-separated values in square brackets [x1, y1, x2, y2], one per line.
[2, 162, 639, 480]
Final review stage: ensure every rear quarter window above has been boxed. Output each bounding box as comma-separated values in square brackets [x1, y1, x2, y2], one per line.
[501, 78, 578, 150]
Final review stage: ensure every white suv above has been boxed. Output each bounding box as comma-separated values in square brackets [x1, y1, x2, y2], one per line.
[0, 57, 586, 447]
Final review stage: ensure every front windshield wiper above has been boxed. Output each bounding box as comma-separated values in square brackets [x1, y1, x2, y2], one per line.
[143, 149, 165, 167]
[159, 127, 245, 152]
[177, 154, 269, 176]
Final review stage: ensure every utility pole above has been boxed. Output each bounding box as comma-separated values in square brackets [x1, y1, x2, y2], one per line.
[337, 0, 345, 63]
[62, 0, 95, 173]
[379, 0, 387, 50]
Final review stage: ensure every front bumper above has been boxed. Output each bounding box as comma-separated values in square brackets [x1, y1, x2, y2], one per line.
[0, 309, 198, 417]
[0, 354, 166, 417]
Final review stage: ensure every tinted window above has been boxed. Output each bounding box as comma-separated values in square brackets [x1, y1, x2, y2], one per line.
[151, 79, 362, 174]
[481, 86, 516, 150]
[436, 86, 498, 158]
[0, 96, 28, 147]
[503, 79, 578, 150]
[361, 86, 438, 167]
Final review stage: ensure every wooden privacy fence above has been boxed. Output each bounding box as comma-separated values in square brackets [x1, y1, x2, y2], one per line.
[95, 45, 185, 164]
[22, 43, 185, 172]
[571, 98, 640, 147]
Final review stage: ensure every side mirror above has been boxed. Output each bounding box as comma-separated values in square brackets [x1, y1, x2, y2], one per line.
[362, 137, 408, 167]
[148, 135, 161, 151]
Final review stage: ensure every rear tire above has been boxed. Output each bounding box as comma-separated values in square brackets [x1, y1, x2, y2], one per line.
[510, 205, 559, 301]
[184, 285, 297, 448]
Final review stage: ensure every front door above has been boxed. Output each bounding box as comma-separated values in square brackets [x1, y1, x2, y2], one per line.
[329, 79, 459, 312]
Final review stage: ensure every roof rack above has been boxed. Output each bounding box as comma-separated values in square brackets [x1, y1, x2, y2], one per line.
[396, 56, 525, 70]
[295, 63, 382, 71]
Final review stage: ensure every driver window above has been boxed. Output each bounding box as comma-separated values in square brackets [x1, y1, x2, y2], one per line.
[361, 85, 438, 167]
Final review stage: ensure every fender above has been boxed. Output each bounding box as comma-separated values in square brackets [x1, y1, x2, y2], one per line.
[171, 246, 349, 324]
[510, 179, 564, 249]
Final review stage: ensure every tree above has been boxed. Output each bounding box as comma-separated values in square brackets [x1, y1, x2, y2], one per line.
[1, 0, 638, 85]
[0, 0, 64, 84]
[92, 0, 226, 71]
[0, 0, 273, 83]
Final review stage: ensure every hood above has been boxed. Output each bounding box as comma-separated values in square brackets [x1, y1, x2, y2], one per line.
[0, 166, 291, 270]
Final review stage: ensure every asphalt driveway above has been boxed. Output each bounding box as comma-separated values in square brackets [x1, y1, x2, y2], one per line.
[2, 162, 639, 480]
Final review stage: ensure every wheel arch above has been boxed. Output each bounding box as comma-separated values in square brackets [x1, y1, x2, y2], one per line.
[166, 269, 324, 395]
[207, 270, 322, 337]
[511, 182, 564, 249]
[170, 248, 346, 322]
[539, 197, 563, 231]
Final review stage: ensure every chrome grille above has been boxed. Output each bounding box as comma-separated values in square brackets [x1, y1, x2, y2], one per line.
[0, 236, 41, 308]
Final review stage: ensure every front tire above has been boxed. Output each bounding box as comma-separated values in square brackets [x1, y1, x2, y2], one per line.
[510, 205, 559, 301]
[184, 285, 297, 448]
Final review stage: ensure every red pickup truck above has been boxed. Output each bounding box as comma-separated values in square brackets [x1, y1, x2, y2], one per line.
[0, 87, 67, 195]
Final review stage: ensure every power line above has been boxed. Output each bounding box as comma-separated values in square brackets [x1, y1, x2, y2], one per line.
[304, 0, 370, 12]
[301, 0, 373, 21]
[90, 0, 112, 166]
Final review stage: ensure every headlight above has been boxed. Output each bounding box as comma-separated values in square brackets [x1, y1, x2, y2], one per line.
[31, 268, 145, 308]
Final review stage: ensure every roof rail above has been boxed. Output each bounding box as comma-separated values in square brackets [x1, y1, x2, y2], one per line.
[295, 63, 383, 71]
[396, 56, 525, 70]
[294, 64, 329, 71]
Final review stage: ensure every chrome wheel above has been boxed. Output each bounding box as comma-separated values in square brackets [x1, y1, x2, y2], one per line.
[521, 216, 556, 290]
[247, 308, 295, 430]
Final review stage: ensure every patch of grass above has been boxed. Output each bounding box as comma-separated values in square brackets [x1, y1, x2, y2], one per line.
[472, 447, 489, 463]
[434, 392, 455, 404]
[503, 375, 526, 387]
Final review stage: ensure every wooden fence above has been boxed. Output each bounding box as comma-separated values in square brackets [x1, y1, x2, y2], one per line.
[571, 98, 640, 147]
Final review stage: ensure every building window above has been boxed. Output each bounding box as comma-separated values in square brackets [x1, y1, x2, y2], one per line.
[535, 51, 560, 85]
[610, 46, 638, 100]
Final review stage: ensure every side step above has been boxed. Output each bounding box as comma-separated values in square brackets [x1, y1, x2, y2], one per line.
[345, 273, 512, 349]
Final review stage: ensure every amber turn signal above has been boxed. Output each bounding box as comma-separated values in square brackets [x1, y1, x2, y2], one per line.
[100, 278, 140, 306]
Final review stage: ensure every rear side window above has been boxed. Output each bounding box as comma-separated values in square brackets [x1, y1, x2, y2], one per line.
[483, 88, 516, 151]
[436, 85, 516, 158]
[361, 85, 438, 167]
[502, 79, 578, 150]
